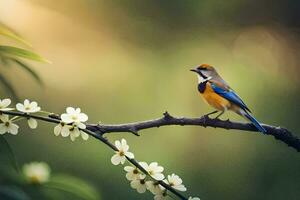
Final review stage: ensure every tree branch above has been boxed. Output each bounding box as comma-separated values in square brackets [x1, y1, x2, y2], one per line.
[2, 109, 299, 200]
[1, 110, 189, 200]
[87, 111, 300, 152]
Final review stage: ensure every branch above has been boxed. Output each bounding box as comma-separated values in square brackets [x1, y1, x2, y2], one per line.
[87, 111, 300, 152]
[1, 110, 189, 200]
[82, 129, 187, 199]
[2, 109, 298, 199]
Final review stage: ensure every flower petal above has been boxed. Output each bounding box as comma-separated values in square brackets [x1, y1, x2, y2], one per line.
[155, 166, 164, 173]
[71, 128, 80, 137]
[61, 126, 70, 137]
[124, 166, 134, 172]
[122, 143, 129, 152]
[152, 173, 165, 181]
[125, 151, 134, 159]
[130, 180, 140, 189]
[61, 114, 73, 123]
[120, 156, 126, 165]
[16, 103, 25, 112]
[28, 118, 38, 129]
[121, 139, 127, 147]
[0, 124, 7, 134]
[70, 134, 77, 141]
[66, 107, 76, 114]
[1, 99, 11, 108]
[139, 162, 149, 170]
[126, 172, 135, 181]
[9, 123, 19, 135]
[188, 197, 200, 200]
[24, 99, 30, 106]
[0, 114, 9, 122]
[111, 154, 122, 165]
[174, 184, 187, 191]
[76, 122, 86, 129]
[31, 106, 41, 113]
[115, 140, 121, 150]
[81, 131, 89, 140]
[30, 101, 38, 108]
[78, 113, 88, 122]
[54, 125, 62, 136]
[137, 185, 147, 193]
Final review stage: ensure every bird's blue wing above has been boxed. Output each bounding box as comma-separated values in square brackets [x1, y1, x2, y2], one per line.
[211, 83, 251, 112]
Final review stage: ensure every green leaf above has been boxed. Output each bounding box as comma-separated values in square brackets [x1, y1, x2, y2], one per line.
[45, 174, 101, 200]
[0, 136, 19, 171]
[12, 59, 43, 85]
[0, 24, 31, 47]
[0, 186, 30, 200]
[0, 74, 19, 101]
[0, 46, 50, 63]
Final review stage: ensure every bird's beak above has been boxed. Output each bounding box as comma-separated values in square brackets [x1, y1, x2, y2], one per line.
[190, 68, 197, 73]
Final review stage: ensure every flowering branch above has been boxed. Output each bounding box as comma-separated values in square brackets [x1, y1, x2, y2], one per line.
[1, 97, 297, 200]
[87, 112, 300, 152]
[82, 129, 188, 199]
[0, 99, 196, 200]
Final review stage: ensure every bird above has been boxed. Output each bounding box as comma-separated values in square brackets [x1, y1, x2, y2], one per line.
[190, 64, 266, 133]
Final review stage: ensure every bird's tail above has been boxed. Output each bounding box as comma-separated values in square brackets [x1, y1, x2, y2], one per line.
[239, 109, 267, 133]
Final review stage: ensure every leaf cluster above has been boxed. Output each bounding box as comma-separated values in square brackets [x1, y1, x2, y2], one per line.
[0, 23, 49, 100]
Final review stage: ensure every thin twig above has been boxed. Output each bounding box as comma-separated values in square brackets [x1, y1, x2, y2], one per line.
[82, 128, 187, 199]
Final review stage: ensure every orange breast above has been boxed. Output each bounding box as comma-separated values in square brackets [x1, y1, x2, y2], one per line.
[200, 82, 231, 111]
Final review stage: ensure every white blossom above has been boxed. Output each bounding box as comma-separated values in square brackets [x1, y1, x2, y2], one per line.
[27, 118, 38, 129]
[124, 166, 146, 181]
[61, 107, 88, 129]
[189, 197, 200, 200]
[0, 98, 13, 111]
[0, 115, 19, 135]
[111, 139, 134, 165]
[139, 162, 165, 180]
[16, 99, 41, 113]
[59, 126, 88, 141]
[165, 173, 187, 192]
[130, 179, 147, 193]
[0, 99, 13, 122]
[146, 181, 164, 195]
[23, 162, 50, 184]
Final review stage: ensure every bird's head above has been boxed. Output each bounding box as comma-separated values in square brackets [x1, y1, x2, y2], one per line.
[190, 64, 218, 83]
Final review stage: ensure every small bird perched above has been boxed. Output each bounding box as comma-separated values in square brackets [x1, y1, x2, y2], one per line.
[190, 64, 266, 133]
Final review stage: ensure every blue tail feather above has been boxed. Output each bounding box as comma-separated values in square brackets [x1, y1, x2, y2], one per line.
[241, 110, 266, 133]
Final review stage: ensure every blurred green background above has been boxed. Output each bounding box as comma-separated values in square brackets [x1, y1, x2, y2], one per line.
[0, 0, 300, 199]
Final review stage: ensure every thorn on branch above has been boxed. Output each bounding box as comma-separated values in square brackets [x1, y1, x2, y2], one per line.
[201, 115, 209, 127]
[129, 127, 140, 136]
[163, 111, 173, 120]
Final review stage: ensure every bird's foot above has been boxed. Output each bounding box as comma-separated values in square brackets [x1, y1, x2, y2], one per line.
[214, 110, 225, 119]
[203, 110, 218, 118]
